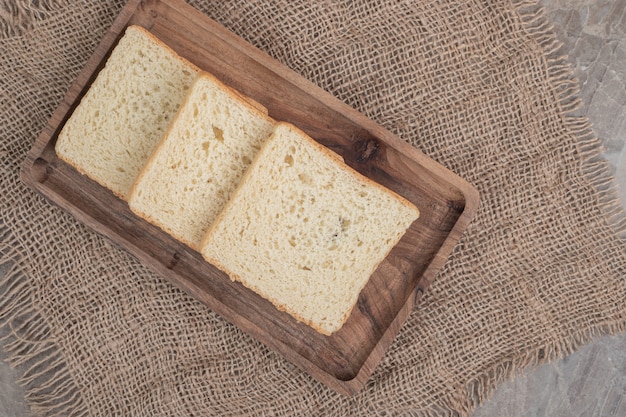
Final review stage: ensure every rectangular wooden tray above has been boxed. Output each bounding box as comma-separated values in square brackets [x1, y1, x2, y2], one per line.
[21, 0, 479, 396]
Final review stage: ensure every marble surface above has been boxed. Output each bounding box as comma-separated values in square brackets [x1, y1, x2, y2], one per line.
[1, 0, 625, 416]
[0, 262, 32, 417]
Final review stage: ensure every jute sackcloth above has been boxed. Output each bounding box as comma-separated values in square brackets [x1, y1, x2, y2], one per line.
[1, 0, 625, 415]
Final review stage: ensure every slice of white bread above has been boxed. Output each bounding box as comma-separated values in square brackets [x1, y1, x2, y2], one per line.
[200, 122, 420, 335]
[128, 73, 276, 249]
[55, 25, 200, 199]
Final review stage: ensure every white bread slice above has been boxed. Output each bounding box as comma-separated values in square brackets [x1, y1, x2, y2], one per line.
[128, 73, 276, 249]
[55, 25, 200, 199]
[200, 122, 420, 335]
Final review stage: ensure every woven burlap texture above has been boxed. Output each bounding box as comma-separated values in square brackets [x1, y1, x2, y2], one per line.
[1, 0, 625, 416]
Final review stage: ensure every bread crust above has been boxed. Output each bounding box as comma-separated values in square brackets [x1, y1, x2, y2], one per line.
[55, 24, 201, 200]
[204, 255, 338, 335]
[126, 25, 202, 75]
[200, 121, 419, 250]
[128, 72, 275, 250]
[200, 122, 419, 335]
[258, 122, 420, 215]
[59, 24, 418, 336]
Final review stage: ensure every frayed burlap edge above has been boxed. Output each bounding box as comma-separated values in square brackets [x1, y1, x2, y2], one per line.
[0, 243, 88, 417]
[1, 0, 91, 409]
[1, 0, 625, 416]
[454, 1, 626, 416]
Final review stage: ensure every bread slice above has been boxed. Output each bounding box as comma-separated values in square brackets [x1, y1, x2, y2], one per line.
[128, 73, 276, 249]
[55, 25, 200, 199]
[200, 122, 420, 335]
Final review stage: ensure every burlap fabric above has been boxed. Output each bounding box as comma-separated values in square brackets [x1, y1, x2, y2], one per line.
[1, 0, 625, 415]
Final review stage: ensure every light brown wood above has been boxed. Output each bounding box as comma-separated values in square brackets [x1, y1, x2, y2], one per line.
[20, 0, 479, 395]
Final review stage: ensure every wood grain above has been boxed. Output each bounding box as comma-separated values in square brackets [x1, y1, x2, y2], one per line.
[20, 0, 479, 395]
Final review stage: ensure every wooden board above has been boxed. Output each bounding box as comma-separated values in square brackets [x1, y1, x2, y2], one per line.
[20, 0, 479, 396]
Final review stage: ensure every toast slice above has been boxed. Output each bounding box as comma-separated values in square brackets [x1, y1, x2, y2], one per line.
[55, 25, 200, 199]
[200, 122, 420, 335]
[128, 73, 276, 249]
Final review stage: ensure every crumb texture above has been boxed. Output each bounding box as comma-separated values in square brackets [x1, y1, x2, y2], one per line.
[55, 26, 199, 199]
[128, 74, 275, 248]
[201, 123, 419, 335]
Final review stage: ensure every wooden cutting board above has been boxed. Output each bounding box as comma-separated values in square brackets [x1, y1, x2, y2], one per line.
[21, 0, 479, 395]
